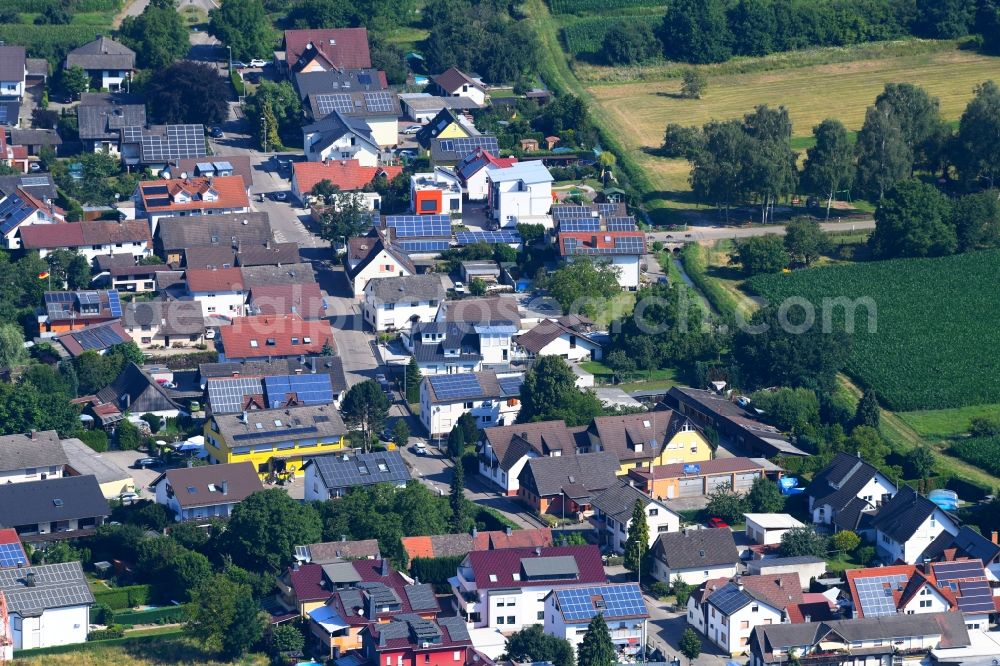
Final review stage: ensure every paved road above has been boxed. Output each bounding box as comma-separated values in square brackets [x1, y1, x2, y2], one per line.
[648, 219, 875, 243]
[646, 604, 735, 666]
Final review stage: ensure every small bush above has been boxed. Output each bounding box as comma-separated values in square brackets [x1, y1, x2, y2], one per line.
[88, 625, 126, 641]
[605, 555, 624, 566]
[78, 429, 108, 452]
[648, 581, 670, 599]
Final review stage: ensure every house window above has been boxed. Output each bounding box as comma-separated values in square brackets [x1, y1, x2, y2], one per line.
[507, 616, 515, 624]
[751, 606, 759, 613]
[740, 621, 749, 629]
[720, 634, 726, 643]
[424, 655, 430, 664]
[385, 303, 394, 310]
[649, 508, 658, 516]
[464, 402, 473, 409]
[919, 599, 932, 608]
[537, 611, 544, 620]
[454, 652, 461, 661]
[496, 616, 504, 625]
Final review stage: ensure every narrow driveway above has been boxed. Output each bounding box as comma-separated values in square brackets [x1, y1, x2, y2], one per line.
[648, 219, 874, 244]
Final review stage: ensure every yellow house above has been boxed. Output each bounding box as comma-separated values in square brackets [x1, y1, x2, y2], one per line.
[205, 404, 348, 480]
[585, 411, 713, 476]
[416, 108, 474, 148]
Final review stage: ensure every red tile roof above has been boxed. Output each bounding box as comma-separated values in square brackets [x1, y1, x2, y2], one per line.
[20, 220, 151, 249]
[473, 527, 553, 551]
[293, 159, 403, 194]
[219, 314, 334, 359]
[631, 456, 767, 481]
[558, 230, 646, 256]
[0, 527, 27, 568]
[465, 545, 606, 590]
[286, 562, 330, 603]
[250, 282, 325, 320]
[284, 28, 372, 69]
[138, 175, 249, 213]
[185, 267, 244, 293]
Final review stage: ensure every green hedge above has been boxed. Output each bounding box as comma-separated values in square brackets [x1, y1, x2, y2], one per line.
[231, 70, 246, 96]
[93, 584, 152, 610]
[15, 628, 185, 658]
[144, 350, 218, 369]
[0, 0, 121, 11]
[88, 626, 126, 641]
[475, 506, 519, 532]
[680, 243, 740, 316]
[411, 556, 465, 590]
[112, 604, 188, 626]
[947, 476, 993, 502]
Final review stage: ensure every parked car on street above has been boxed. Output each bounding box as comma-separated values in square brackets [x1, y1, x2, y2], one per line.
[402, 125, 422, 135]
[707, 516, 730, 529]
[231, 61, 248, 69]
[411, 442, 427, 455]
[249, 59, 267, 67]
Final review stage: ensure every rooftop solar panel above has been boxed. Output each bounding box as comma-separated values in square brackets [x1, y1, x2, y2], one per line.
[384, 214, 451, 238]
[559, 218, 601, 232]
[428, 374, 483, 400]
[556, 584, 647, 622]
[956, 579, 994, 613]
[0, 542, 28, 568]
[498, 375, 522, 396]
[552, 205, 593, 221]
[603, 217, 638, 231]
[108, 290, 122, 317]
[455, 230, 522, 246]
[363, 91, 395, 113]
[932, 560, 986, 582]
[396, 239, 450, 253]
[207, 377, 265, 414]
[263, 374, 335, 408]
[438, 136, 499, 156]
[314, 93, 354, 116]
[854, 573, 909, 617]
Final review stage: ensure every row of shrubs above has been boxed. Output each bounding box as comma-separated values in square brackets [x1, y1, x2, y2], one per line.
[112, 604, 188, 626]
[93, 584, 152, 610]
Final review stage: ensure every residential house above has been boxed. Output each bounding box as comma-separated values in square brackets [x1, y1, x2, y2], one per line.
[282, 28, 372, 77]
[399, 93, 481, 123]
[76, 92, 146, 153]
[93, 363, 183, 420]
[590, 481, 680, 554]
[513, 318, 602, 363]
[65, 36, 135, 92]
[19, 220, 151, 263]
[870, 485, 959, 564]
[363, 274, 444, 332]
[345, 232, 415, 298]
[400, 527, 553, 563]
[924, 526, 1000, 579]
[304, 450, 411, 501]
[239, 262, 317, 289]
[416, 108, 477, 149]
[122, 299, 205, 349]
[362, 616, 481, 666]
[198, 356, 348, 407]
[303, 110, 381, 164]
[183, 246, 236, 270]
[0, 46, 26, 101]
[478, 420, 581, 495]
[135, 175, 250, 236]
[627, 457, 780, 501]
[0, 130, 29, 172]
[171, 156, 254, 191]
[204, 404, 348, 478]
[304, 90, 401, 147]
[217, 314, 334, 362]
[419, 371, 523, 437]
[151, 461, 263, 521]
[58, 436, 135, 499]
[456, 149, 517, 200]
[404, 321, 516, 376]
[184, 267, 245, 317]
[651, 528, 740, 586]
[744, 514, 806, 547]
[558, 229, 646, 290]
[205, 371, 340, 414]
[748, 612, 971, 666]
[10, 129, 62, 156]
[382, 213, 452, 257]
[746, 557, 828, 587]
[294, 68, 388, 101]
[0, 529, 27, 568]
[291, 159, 402, 204]
[431, 68, 488, 107]
[666, 386, 809, 458]
[460, 261, 500, 285]
[449, 545, 606, 632]
[516, 451, 620, 516]
[95, 254, 170, 293]
[804, 451, 898, 529]
[486, 161, 554, 227]
[54, 320, 133, 358]
[0, 430, 67, 485]
[543, 583, 648, 657]
[410, 167, 462, 215]
[433, 136, 502, 169]
[852, 559, 995, 630]
[687, 573, 808, 657]
[0, 475, 109, 542]
[249, 282, 326, 320]
[0, 187, 62, 250]
[0, 562, 94, 651]
[295, 539, 382, 564]
[119, 124, 207, 170]
[584, 410, 712, 475]
[154, 211, 272, 266]
[39, 289, 122, 334]
[310, 576, 442, 659]
[277, 557, 411, 618]
[0, 173, 56, 201]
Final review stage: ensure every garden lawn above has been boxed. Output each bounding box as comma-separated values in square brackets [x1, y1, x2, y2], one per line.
[748, 250, 1000, 411]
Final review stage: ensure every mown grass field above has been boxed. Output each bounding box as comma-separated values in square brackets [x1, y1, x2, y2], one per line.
[898, 404, 1000, 439]
[583, 45, 1000, 212]
[747, 249, 1000, 412]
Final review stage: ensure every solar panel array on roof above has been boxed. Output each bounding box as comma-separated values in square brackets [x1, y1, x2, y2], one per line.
[135, 125, 207, 162]
[556, 584, 646, 622]
[363, 91, 395, 113]
[957, 579, 994, 613]
[559, 218, 601, 232]
[20, 176, 49, 187]
[403, 584, 438, 611]
[263, 374, 335, 408]
[596, 202, 621, 214]
[552, 205, 594, 221]
[207, 376, 265, 414]
[563, 235, 646, 255]
[603, 217, 638, 231]
[498, 375, 522, 397]
[232, 425, 317, 441]
[0, 191, 36, 235]
[314, 93, 354, 116]
[397, 239, 450, 253]
[455, 230, 522, 246]
[76, 291, 100, 306]
[121, 126, 143, 143]
[932, 560, 986, 582]
[707, 583, 752, 616]
[428, 374, 483, 401]
[108, 290, 122, 317]
[854, 573, 909, 617]
[71, 324, 129, 351]
[0, 542, 27, 568]
[438, 136, 499, 156]
[384, 214, 450, 238]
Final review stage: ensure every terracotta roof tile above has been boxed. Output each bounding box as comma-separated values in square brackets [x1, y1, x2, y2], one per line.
[138, 175, 249, 213]
[293, 159, 403, 194]
[250, 283, 325, 320]
[185, 267, 244, 292]
[219, 314, 334, 359]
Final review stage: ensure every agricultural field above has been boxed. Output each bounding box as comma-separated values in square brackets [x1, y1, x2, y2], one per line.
[898, 404, 1000, 439]
[747, 249, 1000, 412]
[950, 437, 1000, 478]
[549, 0, 663, 14]
[562, 15, 661, 59]
[0, 0, 123, 63]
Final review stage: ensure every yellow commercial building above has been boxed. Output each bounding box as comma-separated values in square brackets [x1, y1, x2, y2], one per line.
[205, 404, 348, 481]
[584, 411, 714, 476]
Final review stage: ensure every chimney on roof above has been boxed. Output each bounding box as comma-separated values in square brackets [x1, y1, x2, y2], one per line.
[341, 534, 347, 542]
[25, 571, 36, 587]
[471, 526, 477, 538]
[505, 526, 512, 537]
[804, 614, 811, 623]
[221, 480, 228, 496]
[735, 575, 743, 591]
[993, 531, 999, 545]
[292, 561, 300, 572]
[380, 559, 389, 576]
[535, 547, 542, 557]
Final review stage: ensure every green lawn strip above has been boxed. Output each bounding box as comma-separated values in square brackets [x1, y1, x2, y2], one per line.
[14, 627, 185, 658]
[897, 404, 1000, 440]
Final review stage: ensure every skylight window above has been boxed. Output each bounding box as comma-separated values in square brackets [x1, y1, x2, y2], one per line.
[489, 574, 497, 582]
[358, 464, 370, 475]
[377, 463, 388, 472]
[249, 339, 259, 348]
[255, 422, 263, 430]
[187, 486, 197, 493]
[274, 419, 283, 427]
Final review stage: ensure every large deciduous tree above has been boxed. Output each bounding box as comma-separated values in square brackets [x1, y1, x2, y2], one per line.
[855, 104, 912, 201]
[780, 526, 828, 558]
[221, 489, 322, 571]
[118, 0, 188, 70]
[873, 83, 945, 170]
[744, 105, 797, 225]
[546, 257, 621, 319]
[955, 81, 1000, 189]
[746, 476, 785, 513]
[660, 0, 732, 64]
[733, 234, 788, 276]
[145, 62, 230, 125]
[950, 190, 1000, 251]
[341, 380, 390, 449]
[517, 356, 603, 427]
[802, 118, 854, 219]
[187, 574, 264, 658]
[502, 625, 575, 666]
[209, 0, 274, 61]
[783, 217, 828, 266]
[319, 193, 372, 249]
[690, 120, 753, 221]
[870, 179, 956, 258]
[602, 21, 661, 66]
[0, 323, 27, 370]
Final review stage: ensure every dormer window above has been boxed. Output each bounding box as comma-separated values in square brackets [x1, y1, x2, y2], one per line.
[202, 189, 218, 201]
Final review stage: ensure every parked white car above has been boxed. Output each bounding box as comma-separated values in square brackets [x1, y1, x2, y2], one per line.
[249, 59, 267, 67]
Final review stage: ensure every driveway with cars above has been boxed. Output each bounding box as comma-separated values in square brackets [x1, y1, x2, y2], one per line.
[101, 449, 169, 494]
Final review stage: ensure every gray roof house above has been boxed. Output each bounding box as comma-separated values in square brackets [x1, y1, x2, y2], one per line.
[302, 109, 380, 162]
[651, 528, 739, 586]
[296, 538, 382, 564]
[869, 484, 959, 564]
[516, 451, 620, 515]
[0, 475, 109, 542]
[804, 451, 897, 530]
[304, 450, 411, 501]
[77, 93, 146, 148]
[65, 36, 135, 74]
[155, 211, 273, 264]
[95, 363, 183, 416]
[0, 430, 68, 481]
[0, 561, 95, 650]
[363, 274, 445, 332]
[589, 480, 679, 554]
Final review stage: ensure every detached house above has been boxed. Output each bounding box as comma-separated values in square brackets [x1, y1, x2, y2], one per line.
[282, 27, 373, 77]
[456, 148, 517, 201]
[76, 93, 146, 153]
[217, 314, 334, 362]
[363, 273, 444, 332]
[136, 175, 250, 235]
[431, 68, 488, 107]
[0, 475, 109, 542]
[590, 481, 679, 553]
[0, 562, 94, 651]
[0, 46, 26, 101]
[419, 371, 523, 437]
[19, 220, 151, 263]
[304, 450, 411, 501]
[151, 461, 263, 521]
[805, 451, 897, 529]
[40, 289, 122, 334]
[65, 36, 135, 92]
[120, 124, 207, 170]
[404, 321, 514, 376]
[304, 90, 400, 147]
[584, 410, 712, 475]
[291, 159, 401, 204]
[122, 299, 206, 349]
[0, 430, 67, 484]
[516, 451, 620, 516]
[870, 485, 959, 564]
[155, 211, 272, 266]
[362, 616, 482, 666]
[303, 110, 381, 164]
[346, 232, 415, 298]
[184, 267, 245, 316]
[486, 161, 554, 227]
[478, 420, 580, 495]
[559, 230, 646, 290]
[513, 318, 602, 363]
[544, 583, 649, 657]
[652, 528, 740, 586]
[0, 187, 62, 250]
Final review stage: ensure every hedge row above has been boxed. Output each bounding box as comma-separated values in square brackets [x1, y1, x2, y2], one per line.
[475, 506, 519, 532]
[411, 556, 465, 590]
[15, 628, 185, 658]
[112, 604, 188, 626]
[93, 584, 152, 610]
[679, 243, 741, 316]
[87, 625, 126, 641]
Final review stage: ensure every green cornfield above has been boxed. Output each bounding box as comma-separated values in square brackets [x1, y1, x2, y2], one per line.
[549, 0, 664, 14]
[562, 15, 661, 57]
[951, 437, 1000, 477]
[747, 249, 1000, 411]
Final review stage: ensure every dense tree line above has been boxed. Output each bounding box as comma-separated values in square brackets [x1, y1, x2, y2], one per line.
[659, 0, 999, 64]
